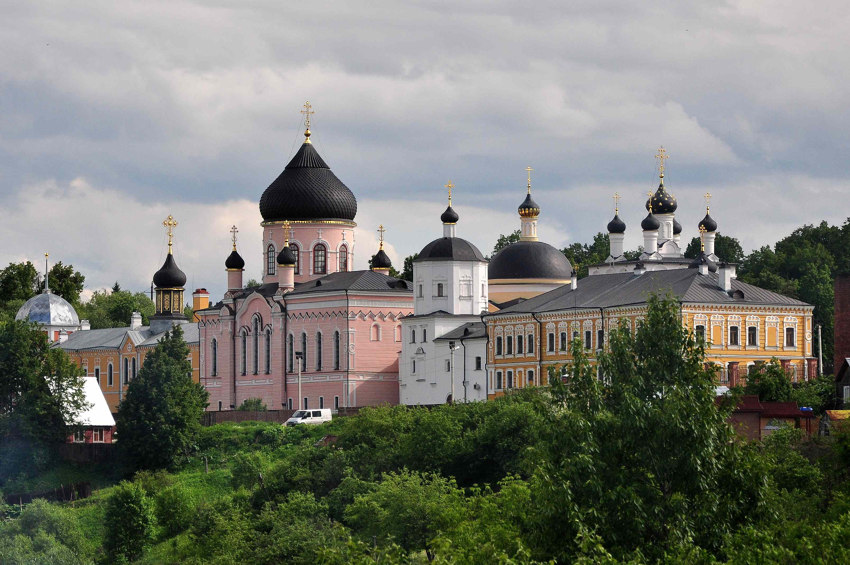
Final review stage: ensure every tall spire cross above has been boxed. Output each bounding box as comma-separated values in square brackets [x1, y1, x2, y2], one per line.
[655, 146, 668, 179]
[525, 166, 533, 194]
[445, 180, 454, 206]
[704, 192, 712, 212]
[699, 225, 707, 252]
[230, 225, 238, 251]
[43, 252, 49, 294]
[377, 224, 386, 250]
[163, 215, 178, 254]
[283, 220, 292, 245]
[646, 191, 654, 214]
[301, 101, 315, 143]
[613, 192, 621, 214]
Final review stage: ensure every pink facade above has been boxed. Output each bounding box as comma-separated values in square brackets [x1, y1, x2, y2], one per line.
[261, 221, 356, 286]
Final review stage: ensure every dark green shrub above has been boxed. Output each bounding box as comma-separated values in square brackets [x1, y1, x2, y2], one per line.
[104, 481, 156, 563]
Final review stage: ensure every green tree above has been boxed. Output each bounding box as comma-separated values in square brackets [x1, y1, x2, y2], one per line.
[237, 397, 268, 411]
[117, 325, 208, 470]
[0, 499, 94, 564]
[492, 230, 521, 255]
[684, 232, 745, 263]
[742, 359, 794, 402]
[0, 321, 87, 483]
[104, 481, 157, 563]
[562, 232, 610, 278]
[401, 253, 418, 281]
[529, 294, 766, 561]
[38, 262, 85, 305]
[77, 290, 155, 329]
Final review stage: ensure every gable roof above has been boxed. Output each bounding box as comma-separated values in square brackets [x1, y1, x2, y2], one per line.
[74, 377, 116, 427]
[490, 269, 809, 316]
[288, 270, 412, 295]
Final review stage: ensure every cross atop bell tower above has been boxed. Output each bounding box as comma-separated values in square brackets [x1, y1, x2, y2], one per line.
[163, 215, 178, 254]
[301, 101, 315, 143]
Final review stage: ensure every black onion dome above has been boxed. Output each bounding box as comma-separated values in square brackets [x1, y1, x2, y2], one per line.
[489, 241, 573, 280]
[699, 213, 718, 233]
[673, 218, 682, 235]
[259, 142, 357, 222]
[607, 214, 626, 234]
[371, 249, 392, 269]
[153, 254, 187, 288]
[641, 212, 660, 231]
[518, 193, 540, 217]
[277, 245, 297, 266]
[645, 182, 678, 214]
[225, 249, 245, 270]
[688, 252, 718, 273]
[416, 237, 486, 262]
[440, 205, 459, 224]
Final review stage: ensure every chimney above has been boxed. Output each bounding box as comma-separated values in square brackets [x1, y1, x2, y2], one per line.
[130, 311, 143, 330]
[58, 330, 69, 343]
[570, 270, 578, 290]
[634, 261, 645, 276]
[80, 319, 90, 331]
[698, 262, 708, 276]
[192, 288, 209, 321]
[718, 263, 732, 292]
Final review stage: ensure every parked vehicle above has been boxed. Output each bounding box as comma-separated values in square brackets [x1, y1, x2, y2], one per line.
[285, 409, 332, 426]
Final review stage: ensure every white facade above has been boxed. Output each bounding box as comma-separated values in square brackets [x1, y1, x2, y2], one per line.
[413, 260, 488, 316]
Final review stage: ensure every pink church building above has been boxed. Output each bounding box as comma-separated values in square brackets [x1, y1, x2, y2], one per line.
[197, 113, 412, 411]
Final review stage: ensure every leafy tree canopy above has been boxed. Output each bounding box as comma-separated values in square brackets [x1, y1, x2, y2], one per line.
[684, 232, 745, 263]
[492, 230, 521, 256]
[237, 398, 268, 411]
[77, 290, 155, 329]
[117, 325, 208, 471]
[401, 253, 418, 281]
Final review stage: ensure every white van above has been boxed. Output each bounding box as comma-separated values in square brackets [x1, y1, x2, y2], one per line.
[285, 409, 332, 426]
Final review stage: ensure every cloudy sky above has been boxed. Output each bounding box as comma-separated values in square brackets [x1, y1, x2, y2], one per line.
[2, 1, 849, 302]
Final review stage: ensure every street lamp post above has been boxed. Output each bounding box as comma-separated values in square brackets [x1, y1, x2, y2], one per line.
[449, 341, 460, 404]
[295, 351, 303, 409]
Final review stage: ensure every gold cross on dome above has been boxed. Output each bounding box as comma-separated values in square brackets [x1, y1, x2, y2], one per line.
[655, 146, 668, 178]
[377, 224, 386, 250]
[526, 166, 533, 194]
[699, 225, 706, 251]
[301, 101, 314, 129]
[230, 225, 238, 250]
[163, 215, 178, 254]
[445, 180, 454, 205]
[613, 192, 621, 214]
[704, 192, 712, 212]
[283, 220, 291, 245]
[646, 191, 654, 214]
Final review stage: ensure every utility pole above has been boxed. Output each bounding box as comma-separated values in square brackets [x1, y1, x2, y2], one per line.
[818, 324, 824, 377]
[295, 351, 303, 409]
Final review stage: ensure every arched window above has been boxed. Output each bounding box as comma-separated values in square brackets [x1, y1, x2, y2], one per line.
[287, 334, 294, 372]
[411, 329, 416, 343]
[339, 245, 348, 272]
[267, 244, 276, 276]
[211, 339, 217, 376]
[241, 331, 247, 375]
[316, 332, 323, 370]
[290, 243, 300, 274]
[785, 327, 796, 347]
[313, 243, 327, 274]
[517, 334, 524, 354]
[253, 318, 260, 374]
[437, 283, 444, 297]
[123, 358, 129, 385]
[265, 329, 271, 374]
[334, 331, 341, 370]
[107, 363, 114, 386]
[131, 358, 137, 379]
[301, 333, 307, 371]
[371, 323, 381, 341]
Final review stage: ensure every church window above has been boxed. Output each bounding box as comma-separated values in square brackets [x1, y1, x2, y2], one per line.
[267, 244, 276, 276]
[729, 326, 739, 346]
[320, 396, 324, 409]
[334, 396, 340, 409]
[411, 329, 416, 343]
[475, 356, 482, 370]
[288, 334, 294, 372]
[528, 369, 535, 384]
[290, 243, 300, 274]
[301, 333, 307, 371]
[747, 326, 758, 347]
[496, 336, 503, 356]
[459, 280, 472, 298]
[559, 332, 567, 351]
[418, 285, 423, 298]
[253, 318, 260, 375]
[506, 335, 513, 354]
[528, 334, 533, 351]
[695, 325, 705, 342]
[313, 244, 327, 274]
[339, 245, 348, 272]
[573, 331, 579, 341]
[303, 397, 309, 409]
[437, 283, 445, 297]
[94, 367, 100, 385]
[394, 325, 401, 342]
[265, 330, 271, 374]
[287, 398, 293, 410]
[218, 401, 222, 411]
[316, 332, 323, 370]
[131, 358, 137, 380]
[334, 331, 341, 370]
[496, 371, 503, 389]
[108, 363, 114, 386]
[549, 333, 556, 352]
[785, 327, 796, 347]
[422, 329, 427, 342]
[507, 371, 513, 389]
[584, 331, 592, 350]
[371, 324, 381, 341]
[123, 358, 129, 385]
[241, 332, 247, 375]
[517, 334, 524, 354]
[597, 329, 604, 349]
[211, 339, 217, 376]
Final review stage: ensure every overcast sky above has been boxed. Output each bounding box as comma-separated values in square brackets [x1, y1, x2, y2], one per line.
[2, 1, 849, 303]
